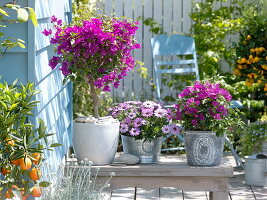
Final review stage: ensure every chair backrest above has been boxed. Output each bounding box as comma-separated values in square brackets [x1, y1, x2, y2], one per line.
[151, 34, 200, 103]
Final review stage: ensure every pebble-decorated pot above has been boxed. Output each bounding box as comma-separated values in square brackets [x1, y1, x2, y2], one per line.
[185, 131, 225, 166]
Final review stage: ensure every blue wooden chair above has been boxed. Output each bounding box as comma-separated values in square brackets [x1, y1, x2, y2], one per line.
[151, 34, 244, 168]
[151, 34, 200, 103]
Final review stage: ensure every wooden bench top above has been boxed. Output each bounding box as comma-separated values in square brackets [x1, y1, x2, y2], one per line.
[91, 155, 234, 178]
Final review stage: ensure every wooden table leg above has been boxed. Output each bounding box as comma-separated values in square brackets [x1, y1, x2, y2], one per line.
[209, 191, 228, 200]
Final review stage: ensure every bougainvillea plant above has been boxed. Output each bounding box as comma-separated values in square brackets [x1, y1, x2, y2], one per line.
[173, 81, 243, 136]
[43, 15, 141, 118]
[109, 101, 180, 141]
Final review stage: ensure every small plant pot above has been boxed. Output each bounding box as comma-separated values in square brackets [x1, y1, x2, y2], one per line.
[121, 135, 162, 164]
[73, 121, 120, 165]
[185, 131, 225, 166]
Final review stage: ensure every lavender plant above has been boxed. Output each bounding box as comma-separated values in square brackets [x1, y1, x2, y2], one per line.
[43, 157, 114, 200]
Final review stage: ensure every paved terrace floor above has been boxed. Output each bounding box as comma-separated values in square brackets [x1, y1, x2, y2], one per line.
[103, 154, 267, 200]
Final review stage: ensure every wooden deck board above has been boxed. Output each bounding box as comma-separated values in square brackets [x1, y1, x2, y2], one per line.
[136, 188, 159, 199]
[251, 186, 267, 200]
[229, 171, 257, 200]
[159, 187, 183, 199]
[111, 187, 136, 199]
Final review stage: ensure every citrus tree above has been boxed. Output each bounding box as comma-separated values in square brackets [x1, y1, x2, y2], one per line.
[0, 81, 60, 199]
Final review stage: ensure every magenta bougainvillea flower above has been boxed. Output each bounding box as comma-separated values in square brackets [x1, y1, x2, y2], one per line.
[42, 15, 141, 92]
[173, 81, 243, 136]
[109, 101, 180, 141]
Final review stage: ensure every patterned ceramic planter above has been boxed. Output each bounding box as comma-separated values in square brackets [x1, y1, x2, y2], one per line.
[121, 135, 162, 164]
[185, 131, 225, 166]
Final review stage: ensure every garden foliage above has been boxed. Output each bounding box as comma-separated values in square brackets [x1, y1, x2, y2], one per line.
[0, 81, 60, 199]
[0, 1, 37, 57]
[190, 0, 243, 77]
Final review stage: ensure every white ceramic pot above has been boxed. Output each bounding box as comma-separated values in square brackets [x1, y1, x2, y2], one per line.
[73, 121, 120, 165]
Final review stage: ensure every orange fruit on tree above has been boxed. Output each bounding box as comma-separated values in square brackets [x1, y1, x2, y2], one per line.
[31, 153, 41, 165]
[11, 158, 21, 165]
[246, 35, 251, 40]
[20, 189, 29, 200]
[6, 139, 15, 146]
[30, 186, 42, 197]
[20, 156, 32, 170]
[1, 167, 11, 175]
[29, 167, 42, 180]
[5, 189, 13, 199]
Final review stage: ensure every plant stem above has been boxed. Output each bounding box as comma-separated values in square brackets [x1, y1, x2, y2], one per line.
[89, 81, 100, 118]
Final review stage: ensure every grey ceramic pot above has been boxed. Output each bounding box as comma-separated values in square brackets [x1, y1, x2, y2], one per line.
[121, 135, 162, 164]
[185, 131, 225, 166]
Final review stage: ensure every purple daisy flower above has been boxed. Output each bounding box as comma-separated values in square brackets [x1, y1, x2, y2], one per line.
[170, 124, 181, 135]
[143, 101, 156, 108]
[128, 112, 137, 119]
[162, 125, 170, 134]
[154, 108, 167, 118]
[129, 128, 140, 136]
[120, 123, 129, 133]
[141, 108, 153, 117]
[133, 118, 146, 127]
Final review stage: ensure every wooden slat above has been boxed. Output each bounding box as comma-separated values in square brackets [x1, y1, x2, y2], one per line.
[251, 186, 267, 200]
[123, 0, 135, 100]
[173, 0, 182, 34]
[113, 0, 124, 102]
[163, 0, 173, 34]
[136, 188, 159, 199]
[111, 187, 135, 199]
[143, 0, 153, 99]
[183, 191, 208, 200]
[133, 0, 143, 101]
[159, 187, 183, 199]
[182, 0, 192, 34]
[229, 171, 256, 200]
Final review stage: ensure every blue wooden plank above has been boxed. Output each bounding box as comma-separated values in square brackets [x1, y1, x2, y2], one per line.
[35, 0, 51, 19]
[35, 84, 71, 132]
[35, 18, 52, 51]
[0, 53, 28, 84]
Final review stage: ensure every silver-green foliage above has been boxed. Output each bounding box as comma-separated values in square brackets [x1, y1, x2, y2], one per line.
[43, 157, 114, 200]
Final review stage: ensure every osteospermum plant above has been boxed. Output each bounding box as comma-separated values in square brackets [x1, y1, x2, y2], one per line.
[109, 101, 180, 141]
[43, 15, 141, 118]
[173, 81, 244, 136]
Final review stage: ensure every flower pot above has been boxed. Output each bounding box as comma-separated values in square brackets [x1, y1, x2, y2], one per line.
[121, 135, 162, 164]
[185, 131, 225, 166]
[73, 121, 120, 165]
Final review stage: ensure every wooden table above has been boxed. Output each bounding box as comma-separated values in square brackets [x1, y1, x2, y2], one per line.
[91, 155, 234, 200]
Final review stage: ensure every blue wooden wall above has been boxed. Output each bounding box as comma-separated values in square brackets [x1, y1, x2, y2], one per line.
[0, 0, 73, 179]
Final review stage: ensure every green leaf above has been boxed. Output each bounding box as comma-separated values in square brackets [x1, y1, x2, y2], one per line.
[0, 8, 9, 16]
[17, 42, 25, 48]
[26, 7, 38, 26]
[39, 181, 50, 187]
[50, 143, 62, 148]
[6, 4, 20, 9]
[17, 8, 29, 23]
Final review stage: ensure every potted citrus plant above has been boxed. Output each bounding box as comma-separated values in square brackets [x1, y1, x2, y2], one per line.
[0, 81, 59, 199]
[109, 101, 179, 163]
[43, 15, 141, 165]
[173, 81, 244, 166]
